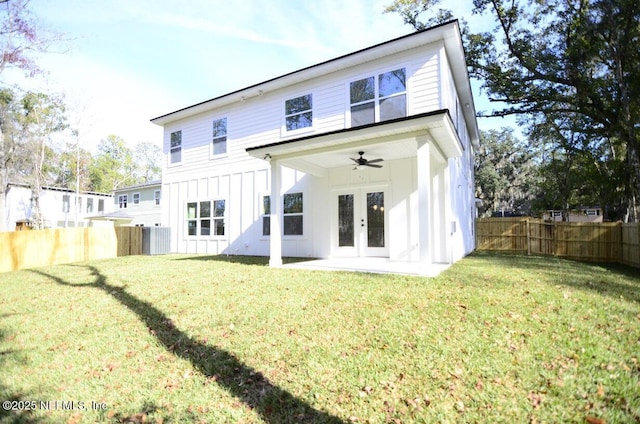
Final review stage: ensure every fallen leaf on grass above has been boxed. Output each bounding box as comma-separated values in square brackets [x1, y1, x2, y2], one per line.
[585, 416, 606, 424]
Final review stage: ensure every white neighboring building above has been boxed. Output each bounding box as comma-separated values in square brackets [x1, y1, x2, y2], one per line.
[151, 21, 479, 269]
[4, 183, 113, 231]
[112, 180, 162, 227]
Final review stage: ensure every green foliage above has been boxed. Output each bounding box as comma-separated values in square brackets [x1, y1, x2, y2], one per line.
[0, 254, 638, 422]
[89, 135, 137, 193]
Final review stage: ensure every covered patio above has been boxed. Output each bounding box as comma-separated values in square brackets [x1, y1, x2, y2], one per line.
[282, 257, 451, 277]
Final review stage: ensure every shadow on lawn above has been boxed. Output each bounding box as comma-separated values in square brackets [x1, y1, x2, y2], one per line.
[469, 252, 640, 303]
[30, 267, 344, 424]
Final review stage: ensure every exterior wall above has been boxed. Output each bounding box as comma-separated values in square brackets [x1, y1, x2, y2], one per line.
[5, 185, 113, 231]
[113, 183, 162, 227]
[543, 210, 603, 223]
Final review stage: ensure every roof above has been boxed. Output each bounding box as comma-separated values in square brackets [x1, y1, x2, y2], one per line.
[8, 182, 113, 197]
[86, 210, 134, 222]
[150, 20, 479, 146]
[113, 180, 162, 193]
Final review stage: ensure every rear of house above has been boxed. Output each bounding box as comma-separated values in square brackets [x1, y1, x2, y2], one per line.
[152, 21, 479, 269]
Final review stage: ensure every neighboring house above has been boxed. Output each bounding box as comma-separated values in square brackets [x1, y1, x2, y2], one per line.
[151, 21, 479, 268]
[112, 180, 162, 227]
[543, 207, 603, 223]
[4, 183, 113, 231]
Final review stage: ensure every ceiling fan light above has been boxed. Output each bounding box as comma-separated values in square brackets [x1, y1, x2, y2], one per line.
[356, 164, 366, 171]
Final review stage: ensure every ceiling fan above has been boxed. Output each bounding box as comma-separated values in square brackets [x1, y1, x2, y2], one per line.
[351, 151, 383, 170]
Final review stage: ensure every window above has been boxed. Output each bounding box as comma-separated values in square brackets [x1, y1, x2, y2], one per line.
[350, 68, 406, 127]
[186, 200, 225, 237]
[212, 118, 227, 156]
[283, 192, 303, 236]
[154, 190, 161, 206]
[285, 94, 312, 131]
[87, 198, 94, 213]
[262, 195, 270, 236]
[98, 199, 104, 213]
[170, 130, 182, 164]
[133, 193, 140, 205]
[118, 194, 128, 209]
[62, 195, 70, 213]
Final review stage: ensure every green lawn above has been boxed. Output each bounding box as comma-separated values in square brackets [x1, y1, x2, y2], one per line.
[0, 253, 638, 423]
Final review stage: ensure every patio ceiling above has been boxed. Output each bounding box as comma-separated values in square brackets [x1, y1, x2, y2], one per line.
[246, 110, 462, 177]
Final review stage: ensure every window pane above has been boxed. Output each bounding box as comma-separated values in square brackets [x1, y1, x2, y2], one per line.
[263, 196, 270, 215]
[285, 95, 311, 114]
[187, 202, 197, 219]
[338, 194, 354, 247]
[170, 131, 182, 147]
[214, 200, 225, 217]
[350, 77, 374, 103]
[380, 95, 406, 121]
[171, 148, 181, 163]
[212, 118, 227, 137]
[263, 216, 270, 236]
[379, 69, 406, 97]
[284, 215, 303, 235]
[201, 220, 211, 236]
[213, 137, 226, 155]
[283, 193, 303, 214]
[367, 192, 385, 248]
[188, 220, 197, 236]
[351, 103, 375, 127]
[286, 112, 312, 131]
[200, 201, 211, 218]
[214, 219, 225, 235]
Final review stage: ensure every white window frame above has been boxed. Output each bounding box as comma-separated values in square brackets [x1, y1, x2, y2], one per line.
[185, 199, 226, 238]
[154, 190, 161, 207]
[210, 117, 228, 159]
[118, 194, 128, 209]
[281, 93, 314, 137]
[260, 194, 271, 238]
[169, 130, 182, 166]
[347, 67, 407, 128]
[86, 198, 94, 214]
[132, 192, 140, 206]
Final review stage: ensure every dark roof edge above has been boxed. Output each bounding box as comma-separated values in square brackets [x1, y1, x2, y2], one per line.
[151, 20, 459, 123]
[246, 109, 450, 152]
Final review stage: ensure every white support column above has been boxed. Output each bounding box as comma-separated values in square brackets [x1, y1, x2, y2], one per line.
[269, 159, 283, 266]
[417, 136, 432, 265]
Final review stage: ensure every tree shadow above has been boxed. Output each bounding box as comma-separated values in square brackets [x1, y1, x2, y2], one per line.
[30, 267, 344, 424]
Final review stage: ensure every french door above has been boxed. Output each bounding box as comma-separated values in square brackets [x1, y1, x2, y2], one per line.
[335, 188, 388, 257]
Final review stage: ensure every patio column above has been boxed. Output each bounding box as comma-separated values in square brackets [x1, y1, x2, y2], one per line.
[417, 136, 432, 265]
[269, 158, 283, 266]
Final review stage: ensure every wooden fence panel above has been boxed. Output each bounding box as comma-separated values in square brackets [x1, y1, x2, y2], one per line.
[621, 223, 640, 268]
[0, 226, 146, 273]
[476, 218, 528, 253]
[476, 218, 639, 267]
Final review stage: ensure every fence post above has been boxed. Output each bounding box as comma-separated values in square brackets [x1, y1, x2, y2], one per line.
[526, 219, 531, 256]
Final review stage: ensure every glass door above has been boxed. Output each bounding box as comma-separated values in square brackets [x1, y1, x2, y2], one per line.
[335, 189, 388, 257]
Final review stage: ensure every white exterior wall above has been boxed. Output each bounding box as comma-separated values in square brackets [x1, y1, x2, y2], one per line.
[113, 185, 162, 227]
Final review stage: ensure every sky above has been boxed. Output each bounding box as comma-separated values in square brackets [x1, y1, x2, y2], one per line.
[3, 0, 513, 152]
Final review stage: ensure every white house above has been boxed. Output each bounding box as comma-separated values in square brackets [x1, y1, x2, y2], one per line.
[112, 180, 162, 227]
[4, 183, 114, 231]
[151, 21, 479, 270]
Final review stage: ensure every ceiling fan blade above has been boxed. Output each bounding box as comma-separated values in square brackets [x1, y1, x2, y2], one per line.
[366, 163, 383, 168]
[367, 158, 384, 164]
[350, 158, 360, 163]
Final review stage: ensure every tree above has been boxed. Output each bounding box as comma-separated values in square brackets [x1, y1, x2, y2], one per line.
[89, 135, 137, 193]
[134, 142, 162, 183]
[475, 128, 538, 216]
[385, 0, 640, 221]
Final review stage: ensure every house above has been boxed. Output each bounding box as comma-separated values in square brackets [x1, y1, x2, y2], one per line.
[4, 183, 114, 231]
[543, 207, 603, 223]
[151, 20, 479, 270]
[112, 180, 162, 227]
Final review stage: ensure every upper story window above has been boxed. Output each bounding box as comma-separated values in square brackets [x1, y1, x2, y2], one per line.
[154, 190, 161, 206]
[62, 195, 70, 213]
[133, 193, 140, 205]
[212, 118, 227, 156]
[349, 68, 406, 127]
[98, 199, 104, 213]
[87, 198, 94, 213]
[170, 130, 182, 164]
[285, 94, 312, 131]
[118, 194, 128, 209]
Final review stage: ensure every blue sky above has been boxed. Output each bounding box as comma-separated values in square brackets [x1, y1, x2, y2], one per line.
[5, 0, 513, 151]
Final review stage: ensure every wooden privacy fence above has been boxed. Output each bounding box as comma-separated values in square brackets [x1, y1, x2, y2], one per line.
[476, 217, 640, 268]
[0, 227, 150, 273]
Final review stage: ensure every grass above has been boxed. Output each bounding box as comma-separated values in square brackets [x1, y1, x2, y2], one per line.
[0, 252, 638, 423]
